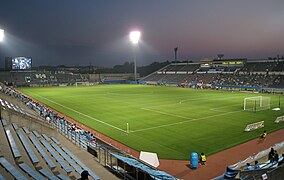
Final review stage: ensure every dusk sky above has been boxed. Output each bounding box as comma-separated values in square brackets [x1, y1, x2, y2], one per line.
[0, 0, 284, 68]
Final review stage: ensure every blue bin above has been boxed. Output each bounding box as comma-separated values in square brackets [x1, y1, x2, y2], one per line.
[190, 152, 198, 169]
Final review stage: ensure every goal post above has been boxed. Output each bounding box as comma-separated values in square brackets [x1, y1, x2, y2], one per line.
[244, 96, 270, 111]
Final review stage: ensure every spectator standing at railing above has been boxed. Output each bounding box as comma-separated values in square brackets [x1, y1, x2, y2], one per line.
[246, 163, 252, 170]
[274, 150, 279, 162]
[268, 148, 275, 163]
[278, 154, 284, 166]
[254, 161, 260, 170]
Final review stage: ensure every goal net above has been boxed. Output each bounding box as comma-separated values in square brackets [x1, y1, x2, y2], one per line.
[244, 96, 270, 111]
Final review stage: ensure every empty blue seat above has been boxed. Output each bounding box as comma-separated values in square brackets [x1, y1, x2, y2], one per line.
[32, 130, 41, 138]
[42, 134, 51, 141]
[22, 127, 30, 134]
[28, 135, 56, 169]
[4, 127, 21, 159]
[17, 131, 40, 164]
[12, 123, 19, 130]
[40, 140, 72, 174]
[0, 157, 28, 180]
[39, 168, 60, 180]
[62, 147, 100, 180]
[57, 173, 71, 180]
[51, 137, 61, 145]
[0, 173, 5, 180]
[1, 119, 7, 126]
[19, 163, 45, 180]
[51, 143, 82, 174]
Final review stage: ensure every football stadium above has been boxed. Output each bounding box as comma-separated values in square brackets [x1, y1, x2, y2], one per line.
[1, 57, 284, 179]
[1, 1, 284, 179]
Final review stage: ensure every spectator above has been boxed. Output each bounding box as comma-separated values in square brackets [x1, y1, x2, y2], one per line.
[278, 154, 284, 166]
[78, 170, 89, 180]
[246, 163, 252, 170]
[274, 150, 279, 162]
[254, 161, 260, 170]
[268, 148, 275, 163]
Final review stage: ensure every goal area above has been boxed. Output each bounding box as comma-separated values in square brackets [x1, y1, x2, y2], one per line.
[244, 96, 270, 111]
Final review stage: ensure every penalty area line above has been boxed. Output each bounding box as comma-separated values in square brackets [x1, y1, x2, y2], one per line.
[141, 107, 193, 120]
[25, 91, 127, 133]
[134, 108, 243, 133]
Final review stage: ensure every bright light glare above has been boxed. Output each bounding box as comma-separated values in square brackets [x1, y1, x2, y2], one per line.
[129, 31, 141, 44]
[0, 29, 4, 42]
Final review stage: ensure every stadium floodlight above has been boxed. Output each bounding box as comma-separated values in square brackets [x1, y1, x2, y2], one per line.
[129, 31, 141, 45]
[129, 30, 141, 81]
[0, 28, 4, 42]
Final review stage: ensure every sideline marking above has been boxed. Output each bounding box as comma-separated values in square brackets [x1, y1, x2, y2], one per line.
[26, 91, 127, 133]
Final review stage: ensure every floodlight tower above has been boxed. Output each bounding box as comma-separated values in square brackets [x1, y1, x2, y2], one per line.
[129, 31, 141, 81]
[0, 28, 4, 119]
[0, 28, 4, 42]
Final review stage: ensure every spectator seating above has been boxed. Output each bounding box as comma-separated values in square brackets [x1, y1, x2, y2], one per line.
[12, 123, 19, 130]
[4, 127, 21, 159]
[57, 173, 70, 180]
[51, 137, 61, 145]
[0, 98, 103, 179]
[40, 139, 72, 174]
[32, 130, 41, 138]
[0, 157, 28, 180]
[62, 147, 100, 180]
[42, 133, 51, 142]
[22, 127, 30, 134]
[28, 135, 57, 169]
[1, 119, 7, 126]
[18, 163, 45, 180]
[39, 168, 60, 180]
[0, 173, 5, 180]
[17, 131, 40, 164]
[51, 143, 83, 174]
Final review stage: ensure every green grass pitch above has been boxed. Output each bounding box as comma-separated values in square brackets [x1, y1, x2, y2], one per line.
[18, 85, 284, 160]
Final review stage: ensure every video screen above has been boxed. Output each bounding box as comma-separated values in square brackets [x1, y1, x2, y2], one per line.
[12, 57, 32, 70]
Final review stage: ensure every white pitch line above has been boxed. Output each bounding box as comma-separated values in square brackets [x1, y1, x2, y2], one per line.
[141, 108, 193, 120]
[26, 91, 127, 133]
[133, 109, 243, 133]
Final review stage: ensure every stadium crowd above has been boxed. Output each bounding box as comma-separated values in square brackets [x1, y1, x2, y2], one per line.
[0, 85, 97, 143]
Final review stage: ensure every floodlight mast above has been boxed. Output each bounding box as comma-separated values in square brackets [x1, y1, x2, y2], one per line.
[0, 28, 4, 42]
[129, 31, 141, 81]
[0, 28, 4, 119]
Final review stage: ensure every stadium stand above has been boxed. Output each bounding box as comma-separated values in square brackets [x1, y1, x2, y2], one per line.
[215, 141, 284, 179]
[40, 139, 73, 174]
[22, 127, 30, 134]
[17, 131, 40, 164]
[142, 59, 284, 89]
[18, 163, 46, 180]
[0, 157, 28, 180]
[28, 135, 57, 169]
[4, 127, 22, 159]
[38, 168, 60, 180]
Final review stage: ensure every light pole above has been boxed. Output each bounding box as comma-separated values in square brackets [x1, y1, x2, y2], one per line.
[0, 28, 4, 119]
[0, 28, 4, 42]
[129, 31, 141, 81]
